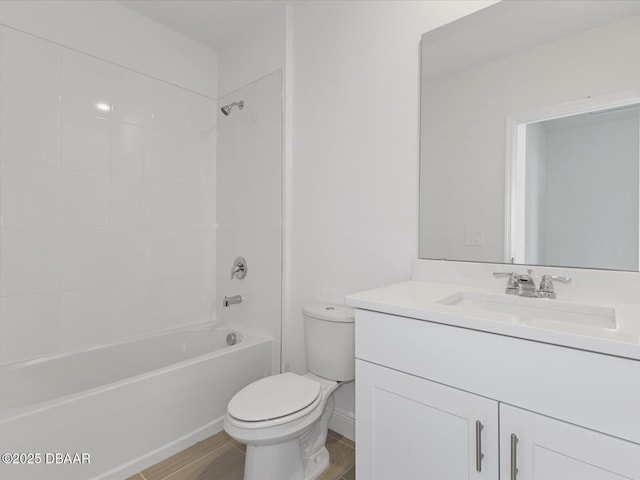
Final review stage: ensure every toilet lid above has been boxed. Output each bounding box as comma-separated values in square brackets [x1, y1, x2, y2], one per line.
[228, 373, 321, 422]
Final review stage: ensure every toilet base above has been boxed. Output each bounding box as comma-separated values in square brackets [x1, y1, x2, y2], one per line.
[244, 438, 304, 480]
[243, 440, 329, 480]
[304, 446, 330, 480]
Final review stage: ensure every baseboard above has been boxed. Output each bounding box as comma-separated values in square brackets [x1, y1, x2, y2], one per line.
[328, 407, 355, 441]
[93, 416, 225, 480]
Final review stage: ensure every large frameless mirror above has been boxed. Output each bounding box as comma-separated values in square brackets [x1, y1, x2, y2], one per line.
[419, 0, 640, 271]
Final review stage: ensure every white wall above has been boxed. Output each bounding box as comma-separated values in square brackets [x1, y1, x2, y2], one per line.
[287, 0, 496, 436]
[217, 6, 286, 98]
[0, 0, 217, 97]
[0, 11, 217, 365]
[545, 116, 639, 270]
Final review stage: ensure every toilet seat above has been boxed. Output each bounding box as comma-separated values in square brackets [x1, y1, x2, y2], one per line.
[228, 373, 322, 425]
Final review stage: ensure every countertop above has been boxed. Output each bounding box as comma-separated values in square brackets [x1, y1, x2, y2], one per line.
[346, 280, 640, 361]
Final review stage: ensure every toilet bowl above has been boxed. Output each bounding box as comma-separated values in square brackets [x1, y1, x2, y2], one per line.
[224, 372, 339, 480]
[223, 304, 355, 480]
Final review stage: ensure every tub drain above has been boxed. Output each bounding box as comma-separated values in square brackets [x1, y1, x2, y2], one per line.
[226, 332, 238, 346]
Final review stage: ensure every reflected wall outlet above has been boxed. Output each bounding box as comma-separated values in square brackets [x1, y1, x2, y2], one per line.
[465, 229, 483, 246]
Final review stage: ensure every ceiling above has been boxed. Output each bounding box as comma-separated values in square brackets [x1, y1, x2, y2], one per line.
[118, 0, 288, 49]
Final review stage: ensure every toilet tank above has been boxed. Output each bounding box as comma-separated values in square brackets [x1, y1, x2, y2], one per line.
[303, 304, 355, 381]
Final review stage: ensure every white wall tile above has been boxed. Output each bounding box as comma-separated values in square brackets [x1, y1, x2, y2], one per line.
[199, 187, 216, 231]
[151, 231, 189, 279]
[61, 170, 110, 229]
[149, 181, 198, 231]
[1, 27, 61, 106]
[152, 129, 199, 184]
[188, 124, 216, 187]
[199, 127, 217, 187]
[112, 66, 153, 127]
[0, 103, 62, 167]
[62, 49, 112, 115]
[217, 74, 281, 233]
[1, 163, 61, 229]
[249, 230, 282, 285]
[1, 230, 61, 295]
[109, 283, 154, 340]
[150, 276, 210, 329]
[112, 122, 152, 178]
[109, 230, 150, 285]
[61, 230, 111, 289]
[189, 231, 216, 278]
[110, 176, 142, 229]
[62, 109, 111, 173]
[152, 80, 187, 130]
[0, 293, 62, 364]
[243, 279, 281, 337]
[60, 288, 111, 351]
[187, 91, 216, 130]
[0, 28, 216, 363]
[216, 71, 281, 367]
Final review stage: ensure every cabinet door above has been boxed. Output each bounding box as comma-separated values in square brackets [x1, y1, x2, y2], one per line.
[500, 404, 640, 480]
[356, 360, 498, 480]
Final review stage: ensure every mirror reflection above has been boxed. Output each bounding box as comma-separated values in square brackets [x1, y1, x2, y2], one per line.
[419, 1, 640, 271]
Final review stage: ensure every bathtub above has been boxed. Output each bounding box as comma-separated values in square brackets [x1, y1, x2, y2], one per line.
[0, 324, 273, 480]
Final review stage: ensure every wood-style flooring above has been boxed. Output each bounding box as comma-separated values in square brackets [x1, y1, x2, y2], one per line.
[127, 429, 355, 480]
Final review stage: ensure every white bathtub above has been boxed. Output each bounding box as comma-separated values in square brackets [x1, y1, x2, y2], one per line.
[0, 324, 273, 480]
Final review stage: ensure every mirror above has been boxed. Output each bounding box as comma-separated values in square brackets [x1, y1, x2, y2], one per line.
[419, 0, 640, 271]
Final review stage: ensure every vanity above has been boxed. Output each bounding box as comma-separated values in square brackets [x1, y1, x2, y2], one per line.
[353, 2, 640, 477]
[359, 2, 640, 477]
[347, 261, 640, 479]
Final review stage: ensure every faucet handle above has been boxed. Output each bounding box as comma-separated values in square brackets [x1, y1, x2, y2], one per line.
[539, 274, 571, 298]
[493, 271, 517, 278]
[231, 257, 247, 280]
[493, 272, 519, 293]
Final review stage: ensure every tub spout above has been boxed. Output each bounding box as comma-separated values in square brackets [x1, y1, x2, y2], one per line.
[223, 295, 243, 307]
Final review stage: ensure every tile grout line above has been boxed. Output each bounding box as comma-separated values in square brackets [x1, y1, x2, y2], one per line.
[229, 442, 246, 456]
[328, 434, 355, 450]
[157, 440, 235, 480]
[335, 438, 355, 450]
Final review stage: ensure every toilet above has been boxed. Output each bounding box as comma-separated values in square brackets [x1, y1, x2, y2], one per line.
[223, 303, 355, 480]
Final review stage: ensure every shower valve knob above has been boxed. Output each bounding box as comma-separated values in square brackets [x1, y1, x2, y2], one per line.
[231, 257, 247, 280]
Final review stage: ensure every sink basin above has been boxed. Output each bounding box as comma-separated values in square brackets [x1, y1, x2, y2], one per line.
[435, 292, 616, 330]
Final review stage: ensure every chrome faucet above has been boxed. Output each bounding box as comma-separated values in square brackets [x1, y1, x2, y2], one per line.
[493, 270, 571, 298]
[516, 269, 538, 297]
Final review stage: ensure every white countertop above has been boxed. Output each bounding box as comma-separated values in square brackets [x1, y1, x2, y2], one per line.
[345, 280, 640, 361]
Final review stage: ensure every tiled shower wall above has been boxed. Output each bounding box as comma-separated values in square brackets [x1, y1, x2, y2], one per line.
[216, 70, 282, 373]
[0, 27, 217, 365]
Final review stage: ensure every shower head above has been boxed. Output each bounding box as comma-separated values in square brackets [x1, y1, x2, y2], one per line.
[221, 100, 244, 116]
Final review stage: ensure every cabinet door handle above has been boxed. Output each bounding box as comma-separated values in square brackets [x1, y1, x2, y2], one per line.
[510, 433, 519, 479]
[475, 420, 484, 472]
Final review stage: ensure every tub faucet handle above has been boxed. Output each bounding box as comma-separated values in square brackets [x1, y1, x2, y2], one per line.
[231, 257, 247, 280]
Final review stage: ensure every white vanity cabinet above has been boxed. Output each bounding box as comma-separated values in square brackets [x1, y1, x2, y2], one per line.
[354, 309, 640, 480]
[356, 361, 499, 479]
[499, 405, 640, 480]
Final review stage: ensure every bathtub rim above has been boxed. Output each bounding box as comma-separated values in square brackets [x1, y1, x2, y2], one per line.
[0, 322, 273, 424]
[0, 321, 247, 371]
